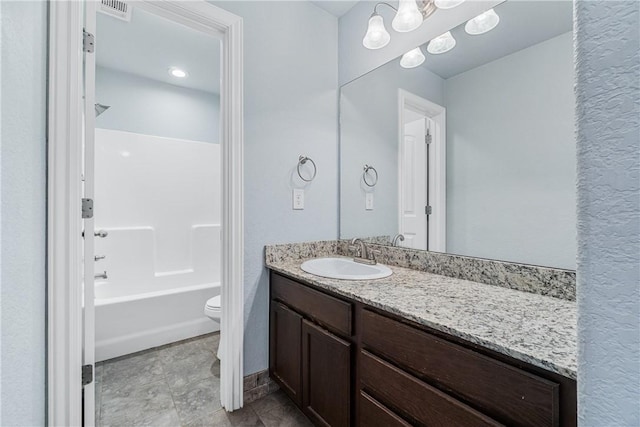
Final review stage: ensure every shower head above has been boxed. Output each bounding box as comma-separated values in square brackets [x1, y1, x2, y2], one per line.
[95, 103, 111, 117]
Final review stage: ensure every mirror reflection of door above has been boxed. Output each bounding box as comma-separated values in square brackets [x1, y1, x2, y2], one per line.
[400, 114, 429, 250]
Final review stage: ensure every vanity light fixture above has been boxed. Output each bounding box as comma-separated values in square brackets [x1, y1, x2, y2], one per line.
[168, 67, 188, 78]
[426, 31, 456, 54]
[434, 0, 465, 9]
[362, 13, 391, 49]
[392, 0, 424, 32]
[465, 8, 500, 35]
[363, 0, 439, 50]
[400, 47, 426, 68]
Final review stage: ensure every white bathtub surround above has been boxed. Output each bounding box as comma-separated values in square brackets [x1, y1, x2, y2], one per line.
[94, 129, 221, 361]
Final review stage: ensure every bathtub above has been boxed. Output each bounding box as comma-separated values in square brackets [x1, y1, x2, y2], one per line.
[93, 129, 222, 361]
[95, 283, 219, 361]
[94, 225, 221, 362]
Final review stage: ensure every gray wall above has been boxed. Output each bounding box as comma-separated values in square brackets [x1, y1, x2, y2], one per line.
[340, 61, 444, 239]
[96, 66, 221, 143]
[211, 1, 339, 376]
[0, 1, 48, 425]
[444, 32, 575, 269]
[575, 1, 640, 425]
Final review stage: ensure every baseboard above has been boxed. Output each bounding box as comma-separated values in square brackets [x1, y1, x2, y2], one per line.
[243, 369, 279, 404]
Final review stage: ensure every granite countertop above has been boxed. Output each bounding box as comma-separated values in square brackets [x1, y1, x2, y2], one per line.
[266, 256, 577, 380]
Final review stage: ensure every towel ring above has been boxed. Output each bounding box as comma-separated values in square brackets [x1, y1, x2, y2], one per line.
[363, 164, 378, 187]
[297, 156, 317, 182]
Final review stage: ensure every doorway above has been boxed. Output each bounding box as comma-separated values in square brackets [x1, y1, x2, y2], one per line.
[47, 1, 244, 425]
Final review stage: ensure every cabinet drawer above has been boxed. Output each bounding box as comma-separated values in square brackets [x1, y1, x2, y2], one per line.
[361, 350, 503, 427]
[359, 392, 411, 427]
[271, 272, 352, 336]
[361, 309, 560, 427]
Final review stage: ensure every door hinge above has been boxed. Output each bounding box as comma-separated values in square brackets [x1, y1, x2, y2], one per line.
[82, 364, 93, 386]
[82, 198, 94, 219]
[425, 129, 432, 145]
[425, 205, 432, 215]
[83, 29, 95, 53]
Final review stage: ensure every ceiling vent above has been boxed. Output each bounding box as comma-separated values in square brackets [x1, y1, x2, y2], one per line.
[98, 0, 131, 22]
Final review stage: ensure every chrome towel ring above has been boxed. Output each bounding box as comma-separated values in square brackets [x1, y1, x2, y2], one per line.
[297, 156, 317, 182]
[363, 164, 378, 187]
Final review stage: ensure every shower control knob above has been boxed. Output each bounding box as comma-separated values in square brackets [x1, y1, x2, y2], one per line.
[94, 230, 109, 238]
[95, 271, 108, 280]
[95, 255, 106, 261]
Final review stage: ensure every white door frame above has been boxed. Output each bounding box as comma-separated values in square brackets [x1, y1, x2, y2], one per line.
[398, 89, 446, 252]
[47, 2, 244, 425]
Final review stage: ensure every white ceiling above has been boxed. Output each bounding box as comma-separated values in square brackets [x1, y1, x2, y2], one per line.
[309, 0, 360, 17]
[421, 1, 573, 79]
[96, 6, 221, 94]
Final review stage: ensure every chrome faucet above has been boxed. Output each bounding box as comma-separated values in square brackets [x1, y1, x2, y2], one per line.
[392, 234, 405, 247]
[349, 238, 381, 265]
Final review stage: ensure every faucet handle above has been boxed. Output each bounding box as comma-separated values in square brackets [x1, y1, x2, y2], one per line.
[348, 245, 361, 256]
[369, 248, 382, 262]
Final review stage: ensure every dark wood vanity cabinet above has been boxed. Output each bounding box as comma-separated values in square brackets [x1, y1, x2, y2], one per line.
[269, 271, 577, 427]
[270, 273, 353, 426]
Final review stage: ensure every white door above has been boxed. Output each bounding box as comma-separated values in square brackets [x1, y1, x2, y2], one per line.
[399, 116, 429, 250]
[82, 1, 97, 425]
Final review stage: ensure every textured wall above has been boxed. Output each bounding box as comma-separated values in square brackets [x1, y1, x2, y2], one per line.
[96, 66, 221, 143]
[575, 1, 640, 425]
[445, 32, 575, 269]
[211, 1, 339, 375]
[0, 1, 48, 425]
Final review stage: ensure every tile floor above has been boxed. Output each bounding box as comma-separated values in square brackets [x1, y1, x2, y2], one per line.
[95, 333, 312, 427]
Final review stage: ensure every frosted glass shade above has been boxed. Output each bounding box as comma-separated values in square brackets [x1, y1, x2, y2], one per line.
[465, 9, 500, 35]
[434, 0, 465, 9]
[392, 0, 423, 33]
[427, 31, 456, 54]
[362, 14, 391, 49]
[400, 47, 425, 68]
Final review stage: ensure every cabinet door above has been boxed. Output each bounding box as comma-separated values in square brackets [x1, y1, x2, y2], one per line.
[302, 319, 351, 427]
[270, 301, 303, 406]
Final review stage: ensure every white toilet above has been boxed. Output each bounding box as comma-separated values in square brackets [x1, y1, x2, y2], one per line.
[204, 295, 222, 359]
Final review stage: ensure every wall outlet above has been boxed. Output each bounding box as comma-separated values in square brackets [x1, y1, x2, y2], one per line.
[293, 189, 305, 210]
[365, 193, 374, 210]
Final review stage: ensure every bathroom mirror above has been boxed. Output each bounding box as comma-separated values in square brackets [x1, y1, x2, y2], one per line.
[339, 0, 575, 270]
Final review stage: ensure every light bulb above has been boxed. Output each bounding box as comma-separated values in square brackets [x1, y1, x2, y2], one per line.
[362, 13, 391, 49]
[427, 31, 456, 54]
[465, 8, 500, 35]
[400, 47, 425, 69]
[434, 0, 465, 9]
[392, 0, 423, 33]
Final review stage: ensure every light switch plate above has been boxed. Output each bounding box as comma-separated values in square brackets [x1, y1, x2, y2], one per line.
[365, 193, 374, 210]
[293, 189, 305, 210]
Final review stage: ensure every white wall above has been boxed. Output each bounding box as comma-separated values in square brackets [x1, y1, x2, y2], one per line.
[444, 32, 575, 269]
[340, 61, 444, 239]
[0, 1, 47, 425]
[575, 1, 640, 425]
[211, 1, 339, 376]
[96, 66, 220, 143]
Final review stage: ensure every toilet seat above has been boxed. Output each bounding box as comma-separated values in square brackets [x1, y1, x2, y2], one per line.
[206, 295, 221, 310]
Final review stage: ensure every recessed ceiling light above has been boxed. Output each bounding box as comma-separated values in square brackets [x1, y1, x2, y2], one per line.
[168, 67, 188, 78]
[465, 9, 500, 35]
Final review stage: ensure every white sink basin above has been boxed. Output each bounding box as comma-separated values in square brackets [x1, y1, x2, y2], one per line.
[300, 257, 392, 280]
